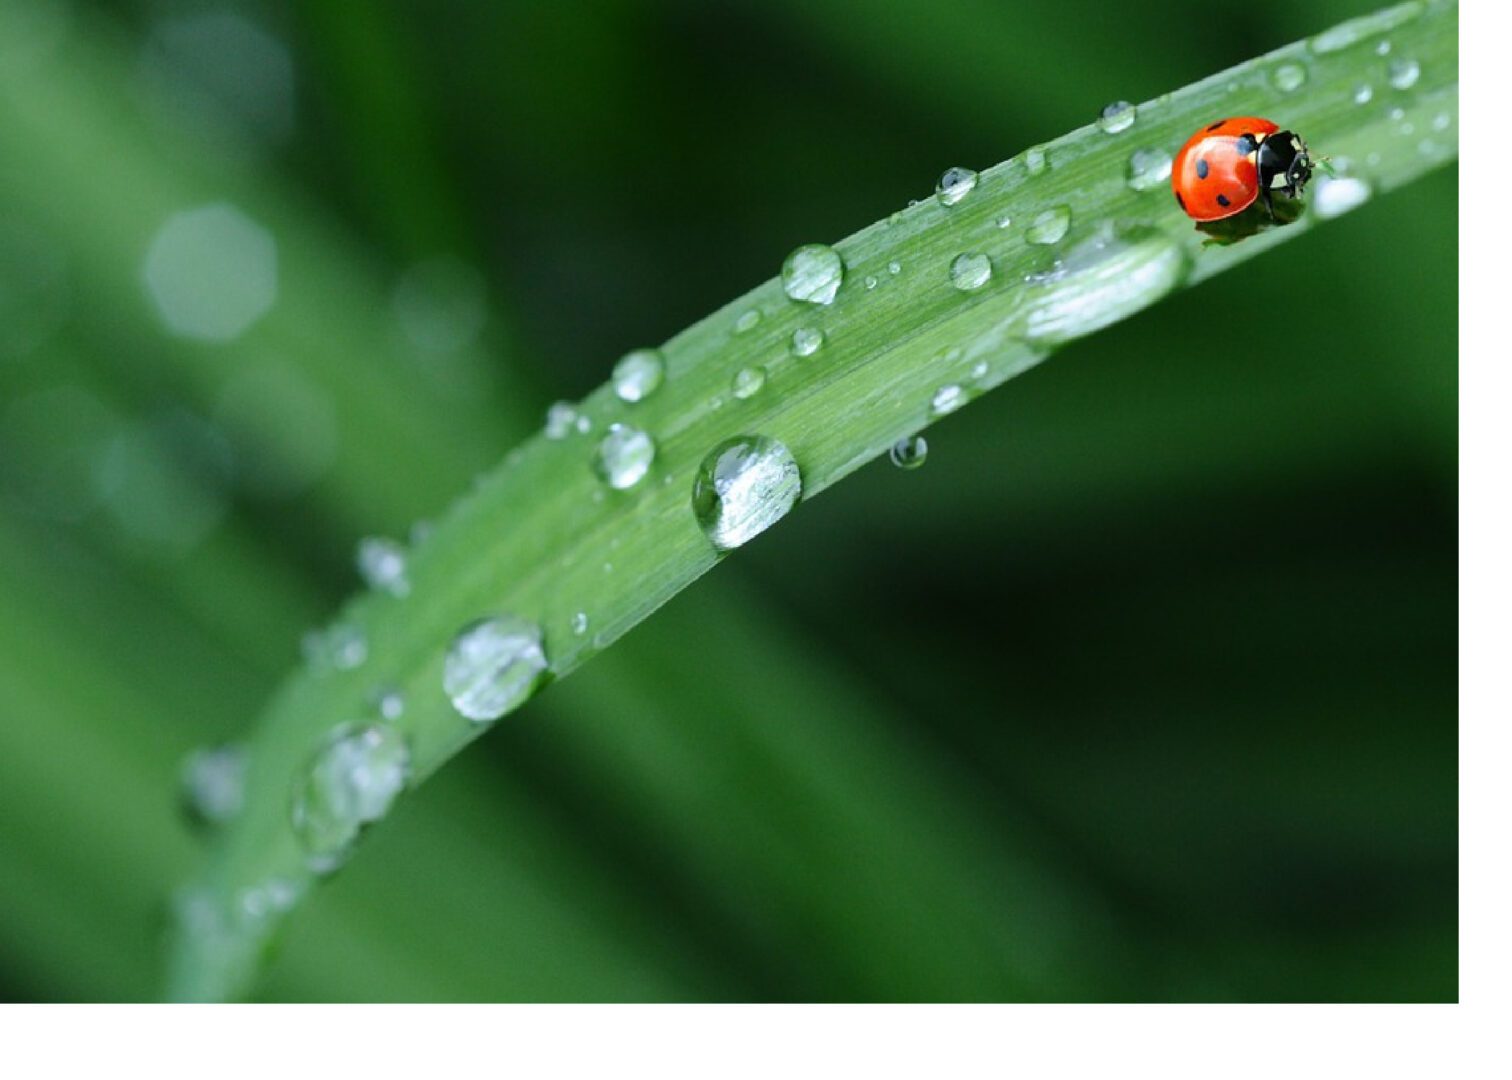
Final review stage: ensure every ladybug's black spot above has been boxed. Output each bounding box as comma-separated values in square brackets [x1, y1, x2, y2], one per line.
[1235, 134, 1257, 155]
[1216, 193, 1231, 207]
[1207, 119, 1226, 131]
[1175, 191, 1186, 211]
[1195, 159, 1210, 179]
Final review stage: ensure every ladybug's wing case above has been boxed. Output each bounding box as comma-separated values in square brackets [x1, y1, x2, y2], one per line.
[1172, 117, 1279, 222]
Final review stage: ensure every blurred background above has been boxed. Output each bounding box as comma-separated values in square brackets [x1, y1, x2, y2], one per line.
[0, 0, 1455, 1002]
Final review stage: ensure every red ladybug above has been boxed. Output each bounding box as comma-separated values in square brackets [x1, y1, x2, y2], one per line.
[1172, 117, 1313, 221]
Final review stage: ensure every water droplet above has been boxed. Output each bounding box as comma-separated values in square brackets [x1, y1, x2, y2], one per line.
[734, 308, 762, 334]
[888, 260, 902, 275]
[781, 243, 845, 305]
[611, 348, 665, 403]
[864, 275, 879, 290]
[1432, 111, 1452, 132]
[593, 423, 656, 490]
[180, 743, 246, 827]
[1024, 145, 1048, 174]
[1272, 63, 1307, 93]
[1019, 225, 1191, 347]
[1376, 39, 1393, 56]
[292, 722, 410, 872]
[374, 687, 405, 721]
[929, 385, 965, 417]
[995, 214, 1013, 229]
[304, 623, 368, 672]
[1389, 106, 1406, 122]
[1097, 100, 1136, 134]
[575, 414, 592, 435]
[935, 166, 979, 206]
[971, 360, 990, 380]
[889, 435, 928, 470]
[1312, 175, 1373, 219]
[731, 366, 766, 399]
[691, 435, 802, 552]
[443, 615, 549, 722]
[544, 400, 579, 439]
[356, 535, 410, 597]
[1353, 83, 1375, 105]
[1311, 4, 1421, 53]
[237, 878, 303, 927]
[571, 612, 589, 636]
[1125, 148, 1173, 192]
[790, 327, 825, 357]
[1025, 206, 1072, 246]
[949, 253, 993, 293]
[1387, 57, 1420, 89]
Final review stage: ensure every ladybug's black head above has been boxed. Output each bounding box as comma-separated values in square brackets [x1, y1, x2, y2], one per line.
[1257, 130, 1313, 199]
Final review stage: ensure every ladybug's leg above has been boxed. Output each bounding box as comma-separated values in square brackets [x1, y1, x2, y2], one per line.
[1260, 187, 1275, 220]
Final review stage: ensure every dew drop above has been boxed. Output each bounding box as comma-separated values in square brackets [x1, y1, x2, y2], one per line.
[971, 360, 990, 381]
[305, 622, 367, 672]
[1312, 175, 1373, 219]
[374, 687, 405, 721]
[1025, 206, 1072, 246]
[575, 414, 592, 435]
[889, 435, 928, 470]
[292, 722, 410, 873]
[731, 366, 766, 400]
[356, 535, 410, 597]
[691, 435, 802, 552]
[790, 327, 825, 357]
[1353, 83, 1375, 105]
[930, 384, 965, 417]
[1097, 100, 1137, 134]
[571, 611, 589, 636]
[1432, 111, 1451, 132]
[544, 400, 579, 439]
[180, 743, 246, 828]
[1387, 57, 1421, 89]
[1271, 63, 1307, 93]
[1024, 145, 1049, 174]
[1019, 225, 1191, 347]
[611, 348, 665, 403]
[734, 308, 762, 334]
[864, 275, 878, 290]
[1125, 148, 1173, 192]
[935, 166, 979, 206]
[781, 243, 845, 305]
[1376, 40, 1393, 56]
[995, 214, 1013, 229]
[949, 252, 993, 293]
[593, 423, 656, 490]
[888, 260, 902, 275]
[443, 615, 549, 723]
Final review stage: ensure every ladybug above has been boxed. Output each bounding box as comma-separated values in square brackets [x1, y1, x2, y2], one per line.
[1171, 117, 1314, 221]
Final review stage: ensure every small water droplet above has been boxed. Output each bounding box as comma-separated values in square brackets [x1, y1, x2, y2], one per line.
[734, 308, 762, 334]
[574, 414, 592, 435]
[443, 615, 549, 723]
[1432, 111, 1451, 131]
[236, 878, 303, 927]
[356, 535, 410, 597]
[1272, 63, 1307, 93]
[790, 327, 825, 357]
[888, 260, 902, 275]
[781, 243, 845, 305]
[949, 253, 993, 293]
[864, 274, 879, 290]
[180, 743, 246, 828]
[1376, 39, 1393, 56]
[1312, 175, 1373, 219]
[374, 687, 405, 721]
[292, 722, 411, 872]
[731, 366, 766, 400]
[1019, 225, 1191, 347]
[593, 423, 656, 490]
[1387, 57, 1420, 89]
[611, 348, 665, 403]
[1311, 4, 1422, 54]
[1125, 148, 1173, 192]
[995, 214, 1012, 229]
[1389, 106, 1406, 122]
[889, 435, 928, 470]
[1097, 100, 1137, 134]
[1024, 145, 1049, 174]
[1353, 83, 1375, 105]
[310, 623, 367, 671]
[1025, 206, 1072, 245]
[691, 435, 802, 552]
[544, 400, 579, 439]
[935, 166, 979, 206]
[571, 612, 589, 635]
[930, 384, 965, 416]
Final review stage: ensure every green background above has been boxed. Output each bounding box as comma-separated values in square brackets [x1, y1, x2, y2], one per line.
[0, 0, 1456, 1001]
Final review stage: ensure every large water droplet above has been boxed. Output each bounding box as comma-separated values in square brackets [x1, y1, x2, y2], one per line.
[292, 722, 410, 872]
[1019, 225, 1191, 347]
[1387, 57, 1421, 89]
[612, 348, 665, 403]
[544, 400, 579, 439]
[443, 615, 549, 722]
[1097, 101, 1136, 134]
[782, 243, 845, 305]
[691, 435, 802, 551]
[1312, 175, 1373, 219]
[593, 423, 656, 489]
[889, 435, 928, 470]
[1126, 148, 1173, 192]
[930, 384, 965, 417]
[1272, 63, 1307, 92]
[734, 308, 762, 334]
[949, 253, 993, 293]
[731, 366, 766, 399]
[180, 743, 246, 828]
[790, 327, 825, 357]
[935, 167, 979, 206]
[1025, 206, 1072, 245]
[1024, 145, 1049, 175]
[356, 535, 410, 597]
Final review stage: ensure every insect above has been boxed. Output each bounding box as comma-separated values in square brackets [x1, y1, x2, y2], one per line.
[1171, 117, 1314, 222]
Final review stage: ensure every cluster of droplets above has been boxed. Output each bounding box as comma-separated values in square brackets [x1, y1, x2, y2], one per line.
[292, 722, 411, 873]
